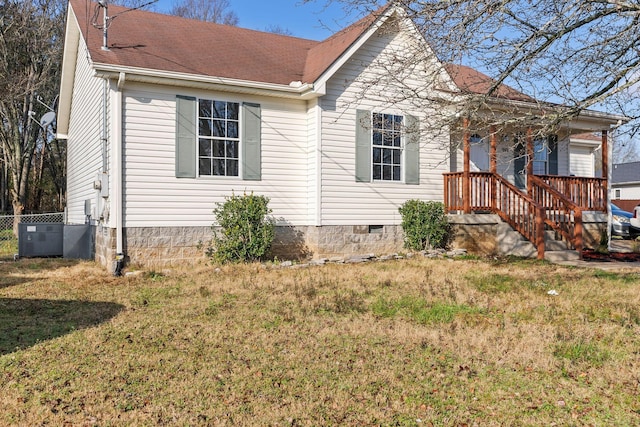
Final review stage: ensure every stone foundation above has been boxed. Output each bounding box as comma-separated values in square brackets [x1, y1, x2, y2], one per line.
[448, 212, 608, 256]
[94, 225, 117, 269]
[306, 225, 404, 259]
[582, 212, 608, 249]
[91, 214, 607, 270]
[92, 224, 405, 269]
[123, 226, 211, 268]
[448, 214, 499, 255]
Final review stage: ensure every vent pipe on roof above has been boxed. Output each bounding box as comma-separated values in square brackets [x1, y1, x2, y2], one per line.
[99, 1, 110, 51]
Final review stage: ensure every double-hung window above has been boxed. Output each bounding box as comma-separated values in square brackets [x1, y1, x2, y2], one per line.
[372, 113, 403, 181]
[355, 109, 418, 184]
[533, 137, 548, 175]
[175, 96, 260, 180]
[198, 99, 240, 177]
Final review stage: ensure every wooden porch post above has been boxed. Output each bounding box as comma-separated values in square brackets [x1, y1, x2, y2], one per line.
[463, 117, 471, 214]
[536, 206, 545, 260]
[526, 127, 533, 194]
[602, 129, 608, 190]
[490, 125, 497, 211]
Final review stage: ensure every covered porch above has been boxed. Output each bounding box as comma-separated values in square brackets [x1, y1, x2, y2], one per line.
[444, 118, 610, 259]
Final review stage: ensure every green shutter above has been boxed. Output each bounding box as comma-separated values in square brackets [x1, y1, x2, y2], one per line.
[355, 109, 371, 182]
[175, 95, 197, 178]
[242, 103, 261, 181]
[548, 135, 558, 175]
[405, 114, 420, 184]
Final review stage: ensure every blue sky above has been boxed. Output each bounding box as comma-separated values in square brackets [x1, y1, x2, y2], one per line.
[151, 0, 362, 40]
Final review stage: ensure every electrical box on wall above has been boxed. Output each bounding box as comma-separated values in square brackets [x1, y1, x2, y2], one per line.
[93, 173, 109, 198]
[100, 173, 109, 198]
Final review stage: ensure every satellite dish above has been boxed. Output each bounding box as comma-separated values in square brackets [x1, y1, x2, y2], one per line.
[40, 111, 56, 129]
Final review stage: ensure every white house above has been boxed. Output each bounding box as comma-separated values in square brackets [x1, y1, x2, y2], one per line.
[612, 161, 640, 210]
[58, 0, 625, 270]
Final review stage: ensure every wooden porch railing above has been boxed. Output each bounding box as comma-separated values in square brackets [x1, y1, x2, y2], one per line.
[494, 174, 546, 259]
[444, 172, 545, 258]
[444, 172, 494, 212]
[444, 172, 591, 258]
[529, 176, 583, 253]
[536, 175, 606, 212]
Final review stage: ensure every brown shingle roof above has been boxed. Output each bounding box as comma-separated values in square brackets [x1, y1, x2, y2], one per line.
[303, 6, 388, 82]
[72, 1, 538, 103]
[70, 0, 382, 86]
[444, 64, 534, 102]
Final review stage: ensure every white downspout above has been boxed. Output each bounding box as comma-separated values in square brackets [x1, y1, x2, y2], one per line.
[112, 73, 125, 274]
[314, 99, 322, 226]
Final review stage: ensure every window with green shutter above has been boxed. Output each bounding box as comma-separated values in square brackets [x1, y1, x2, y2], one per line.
[175, 96, 261, 180]
[355, 110, 419, 184]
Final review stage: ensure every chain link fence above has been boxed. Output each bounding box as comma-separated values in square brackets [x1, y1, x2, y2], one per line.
[0, 212, 64, 257]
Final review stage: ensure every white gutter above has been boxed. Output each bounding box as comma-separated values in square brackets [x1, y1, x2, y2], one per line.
[311, 98, 322, 226]
[613, 180, 640, 186]
[93, 63, 321, 100]
[481, 97, 629, 124]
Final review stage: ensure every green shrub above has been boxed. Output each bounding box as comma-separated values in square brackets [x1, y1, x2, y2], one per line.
[209, 193, 275, 263]
[398, 200, 449, 250]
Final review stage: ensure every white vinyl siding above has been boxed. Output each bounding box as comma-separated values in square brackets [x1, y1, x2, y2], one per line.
[121, 85, 310, 227]
[570, 145, 595, 177]
[320, 24, 448, 225]
[612, 184, 640, 200]
[65, 37, 105, 224]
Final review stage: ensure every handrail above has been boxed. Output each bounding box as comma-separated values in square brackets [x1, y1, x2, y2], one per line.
[529, 175, 583, 254]
[536, 174, 606, 212]
[443, 172, 588, 259]
[444, 171, 546, 259]
[493, 174, 546, 259]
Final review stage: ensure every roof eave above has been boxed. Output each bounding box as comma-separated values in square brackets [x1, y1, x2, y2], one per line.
[611, 181, 640, 186]
[56, 5, 82, 139]
[311, 5, 397, 91]
[93, 63, 322, 100]
[484, 97, 629, 126]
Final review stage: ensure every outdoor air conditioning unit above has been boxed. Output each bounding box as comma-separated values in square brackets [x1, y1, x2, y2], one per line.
[18, 223, 64, 258]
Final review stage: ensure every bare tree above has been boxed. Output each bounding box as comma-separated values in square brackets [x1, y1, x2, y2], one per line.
[612, 137, 640, 164]
[307, 0, 639, 144]
[170, 0, 238, 25]
[0, 0, 65, 223]
[108, 0, 158, 10]
[264, 24, 293, 36]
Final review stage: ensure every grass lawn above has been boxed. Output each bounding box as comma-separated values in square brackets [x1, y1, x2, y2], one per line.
[1, 257, 639, 425]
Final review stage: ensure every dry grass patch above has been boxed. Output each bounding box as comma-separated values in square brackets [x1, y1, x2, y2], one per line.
[1, 257, 640, 425]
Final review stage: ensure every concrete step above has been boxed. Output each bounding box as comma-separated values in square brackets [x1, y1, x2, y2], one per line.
[497, 222, 526, 241]
[545, 237, 570, 251]
[497, 221, 578, 259]
[544, 250, 581, 263]
[497, 238, 537, 258]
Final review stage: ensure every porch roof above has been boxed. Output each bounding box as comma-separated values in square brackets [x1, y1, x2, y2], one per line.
[444, 65, 628, 128]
